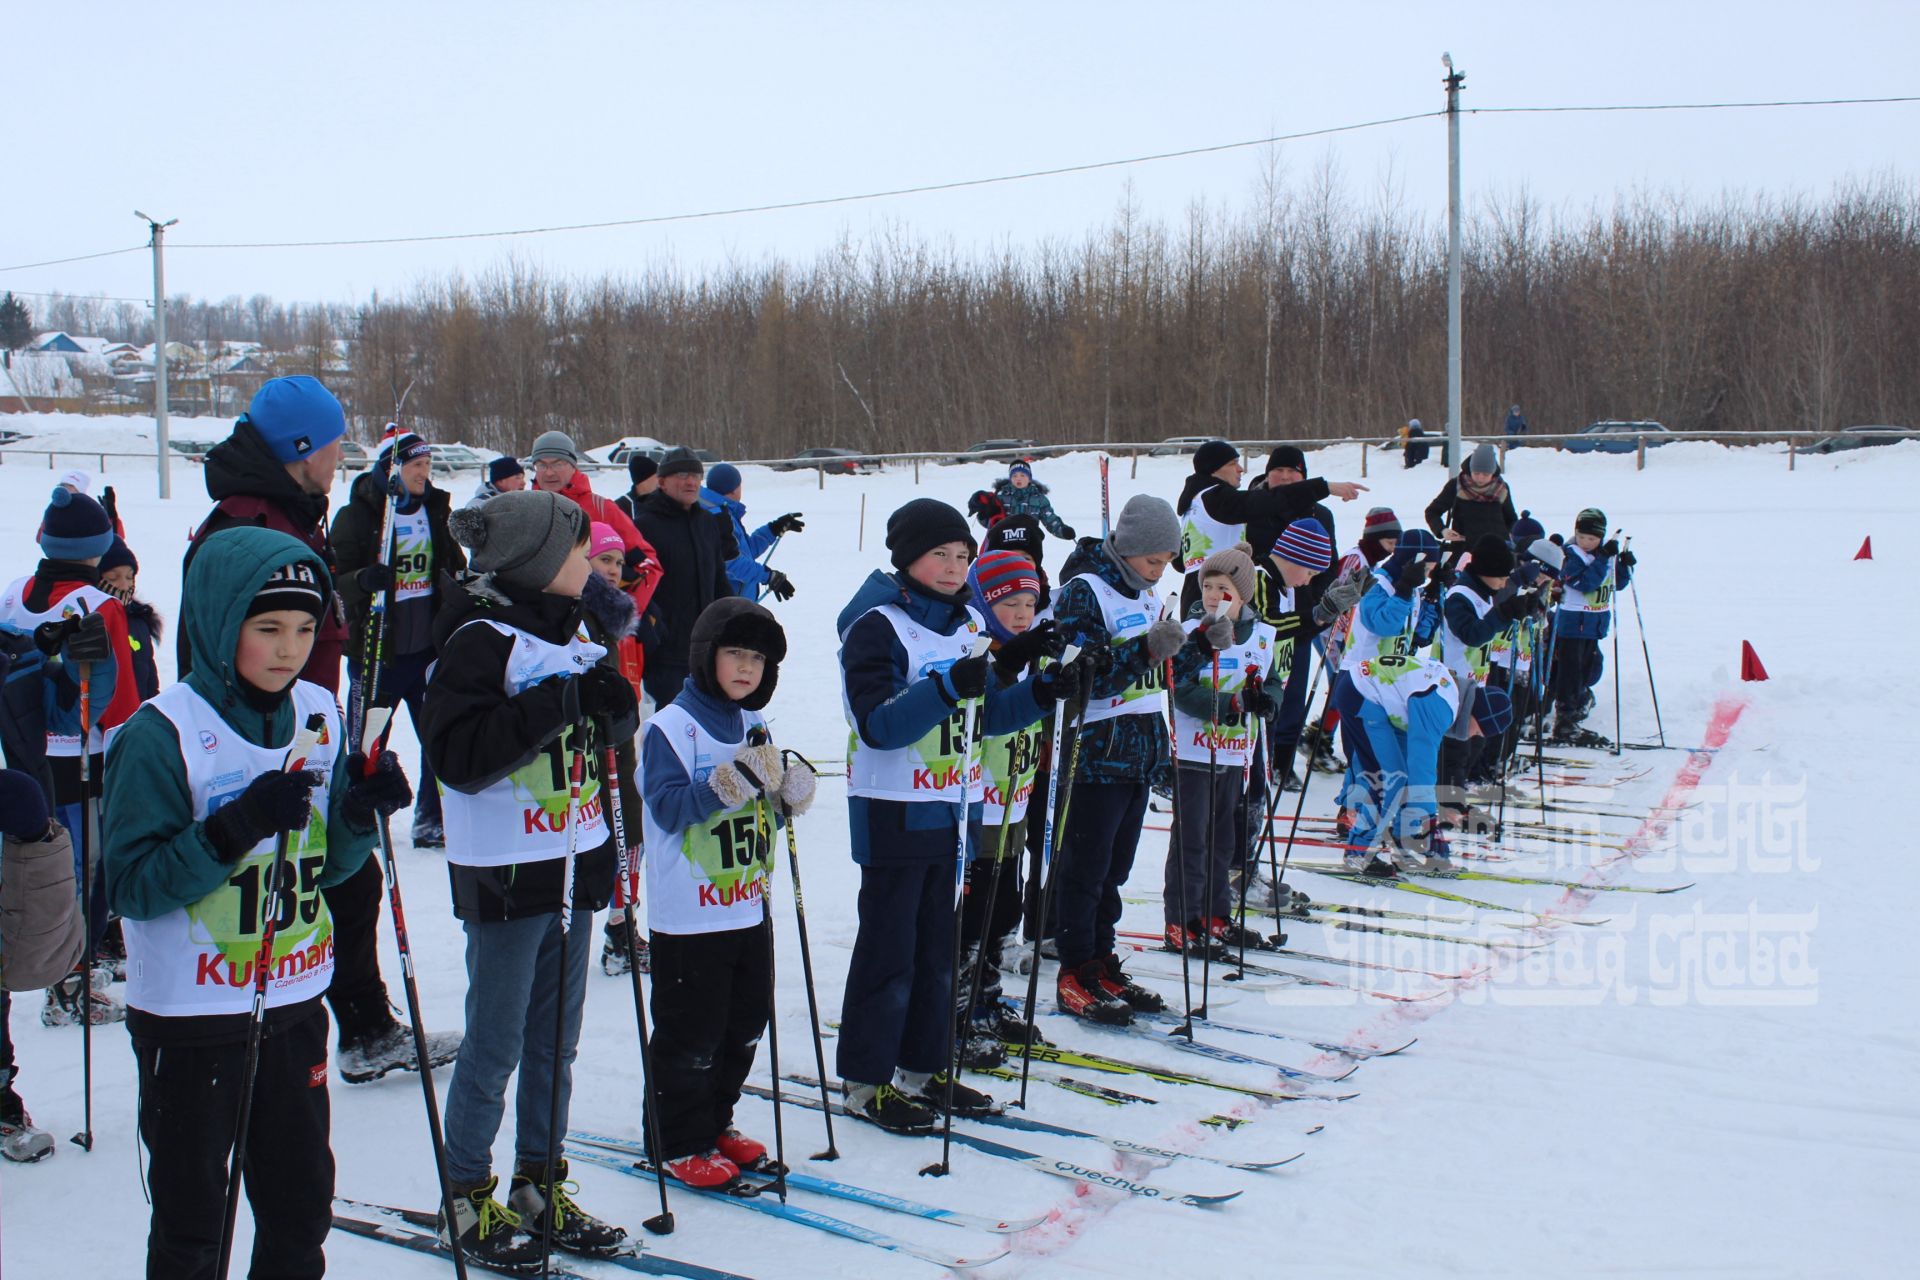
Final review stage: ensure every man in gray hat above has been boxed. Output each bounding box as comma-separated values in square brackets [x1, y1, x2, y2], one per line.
[631, 448, 733, 704]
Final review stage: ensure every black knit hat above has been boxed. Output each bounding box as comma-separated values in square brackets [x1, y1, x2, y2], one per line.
[628, 453, 659, 484]
[658, 447, 704, 479]
[487, 455, 524, 486]
[1192, 439, 1240, 475]
[246, 560, 327, 621]
[1468, 533, 1516, 579]
[886, 498, 975, 571]
[99, 536, 139, 577]
[983, 514, 1044, 571]
[1264, 445, 1308, 475]
[1576, 507, 1608, 537]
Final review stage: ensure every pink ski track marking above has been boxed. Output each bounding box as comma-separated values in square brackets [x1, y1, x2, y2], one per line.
[1006, 692, 1750, 1263]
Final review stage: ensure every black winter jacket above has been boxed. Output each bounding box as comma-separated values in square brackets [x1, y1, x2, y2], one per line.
[329, 471, 467, 664]
[630, 490, 732, 676]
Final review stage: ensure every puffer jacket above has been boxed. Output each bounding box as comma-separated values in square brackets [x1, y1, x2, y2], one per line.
[1050, 538, 1172, 788]
[990, 478, 1074, 539]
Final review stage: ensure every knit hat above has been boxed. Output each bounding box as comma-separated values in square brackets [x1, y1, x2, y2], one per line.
[383, 431, 432, 468]
[1273, 518, 1334, 572]
[57, 469, 91, 494]
[706, 463, 742, 496]
[1575, 507, 1608, 537]
[886, 498, 975, 571]
[0, 768, 51, 842]
[1008, 460, 1033, 481]
[588, 521, 624, 561]
[1467, 533, 1516, 578]
[1109, 494, 1181, 558]
[1468, 442, 1500, 474]
[1264, 445, 1307, 475]
[487, 455, 524, 486]
[99, 536, 139, 577]
[1198, 542, 1256, 606]
[1473, 685, 1514, 739]
[1192, 439, 1240, 475]
[38, 487, 115, 561]
[1362, 507, 1402, 539]
[627, 453, 658, 485]
[448, 490, 587, 591]
[246, 559, 327, 621]
[1510, 510, 1544, 547]
[658, 447, 704, 480]
[242, 376, 347, 464]
[527, 430, 581, 464]
[969, 550, 1042, 608]
[984, 514, 1044, 570]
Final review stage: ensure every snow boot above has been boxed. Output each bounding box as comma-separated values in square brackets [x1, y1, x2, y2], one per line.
[902, 1070, 999, 1117]
[339, 1008, 462, 1084]
[959, 1024, 1008, 1069]
[1098, 954, 1166, 1012]
[410, 815, 445, 849]
[661, 1149, 741, 1188]
[1342, 849, 1397, 879]
[845, 1082, 937, 1135]
[1056, 960, 1134, 1025]
[97, 919, 128, 982]
[713, 1129, 773, 1172]
[1208, 917, 1277, 952]
[0, 1072, 53, 1164]
[41, 966, 124, 1027]
[601, 928, 648, 976]
[439, 1174, 544, 1273]
[508, 1158, 630, 1258]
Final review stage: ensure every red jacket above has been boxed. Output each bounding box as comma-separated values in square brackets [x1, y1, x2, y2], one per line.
[537, 470, 663, 617]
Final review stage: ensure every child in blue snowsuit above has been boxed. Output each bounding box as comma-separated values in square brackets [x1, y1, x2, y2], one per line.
[1548, 507, 1636, 746]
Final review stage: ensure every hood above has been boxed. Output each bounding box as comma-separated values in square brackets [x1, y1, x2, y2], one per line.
[203, 421, 330, 529]
[180, 526, 333, 718]
[993, 477, 1049, 497]
[431, 570, 584, 652]
[581, 570, 637, 640]
[699, 487, 743, 520]
[836, 568, 972, 641]
[837, 569, 910, 640]
[688, 596, 786, 712]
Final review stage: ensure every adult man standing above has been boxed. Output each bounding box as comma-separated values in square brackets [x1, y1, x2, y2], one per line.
[527, 430, 662, 616]
[612, 453, 659, 524]
[631, 448, 731, 705]
[332, 431, 467, 847]
[700, 462, 803, 601]
[465, 455, 525, 509]
[1173, 438, 1365, 614]
[182, 376, 459, 1083]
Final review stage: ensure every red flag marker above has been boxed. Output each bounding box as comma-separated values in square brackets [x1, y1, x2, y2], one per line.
[1855, 536, 1873, 561]
[1740, 641, 1769, 682]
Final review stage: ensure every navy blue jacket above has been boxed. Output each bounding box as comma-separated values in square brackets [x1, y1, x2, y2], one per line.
[839, 569, 1044, 866]
[1442, 575, 1509, 649]
[1051, 539, 1173, 789]
[1554, 546, 1632, 640]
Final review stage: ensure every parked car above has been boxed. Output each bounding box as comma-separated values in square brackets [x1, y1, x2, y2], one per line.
[774, 447, 879, 475]
[1564, 421, 1673, 454]
[1149, 435, 1219, 457]
[339, 440, 372, 471]
[1802, 425, 1912, 455]
[430, 443, 489, 474]
[941, 438, 1042, 465]
[585, 435, 671, 466]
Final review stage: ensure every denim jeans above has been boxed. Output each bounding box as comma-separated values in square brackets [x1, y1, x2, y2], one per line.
[442, 911, 593, 1186]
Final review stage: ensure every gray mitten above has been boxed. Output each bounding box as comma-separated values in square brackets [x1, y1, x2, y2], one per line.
[1144, 618, 1187, 662]
[1202, 614, 1234, 650]
[779, 761, 817, 816]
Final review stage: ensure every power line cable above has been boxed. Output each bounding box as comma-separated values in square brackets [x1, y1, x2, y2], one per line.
[1470, 93, 1920, 116]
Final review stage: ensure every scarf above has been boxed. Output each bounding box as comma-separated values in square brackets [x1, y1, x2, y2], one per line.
[1456, 470, 1509, 506]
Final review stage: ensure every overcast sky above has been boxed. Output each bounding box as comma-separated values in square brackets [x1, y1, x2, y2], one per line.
[4, 1, 1915, 311]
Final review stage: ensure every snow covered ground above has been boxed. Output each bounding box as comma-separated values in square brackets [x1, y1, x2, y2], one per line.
[2, 417, 1915, 1278]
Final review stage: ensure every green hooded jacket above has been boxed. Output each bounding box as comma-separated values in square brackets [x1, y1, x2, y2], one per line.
[105, 527, 376, 923]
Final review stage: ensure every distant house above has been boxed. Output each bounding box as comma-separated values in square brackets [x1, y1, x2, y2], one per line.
[0, 361, 27, 413]
[31, 331, 87, 354]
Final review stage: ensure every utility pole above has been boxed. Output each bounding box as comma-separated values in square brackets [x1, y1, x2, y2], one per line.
[1442, 54, 1465, 471]
[135, 211, 178, 498]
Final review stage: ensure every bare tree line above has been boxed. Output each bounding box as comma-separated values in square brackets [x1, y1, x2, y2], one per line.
[38, 172, 1919, 454]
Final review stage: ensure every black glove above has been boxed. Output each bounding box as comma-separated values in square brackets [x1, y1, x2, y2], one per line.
[620, 545, 652, 588]
[1057, 524, 1077, 541]
[1032, 648, 1093, 705]
[1421, 565, 1449, 603]
[1497, 589, 1536, 622]
[765, 570, 796, 602]
[1218, 695, 1243, 727]
[342, 750, 414, 829]
[1243, 677, 1279, 721]
[202, 769, 320, 863]
[1599, 539, 1620, 559]
[770, 513, 805, 536]
[1394, 561, 1427, 596]
[946, 653, 991, 700]
[576, 665, 638, 723]
[354, 564, 395, 593]
[994, 621, 1064, 681]
[66, 612, 113, 663]
[1617, 549, 1637, 569]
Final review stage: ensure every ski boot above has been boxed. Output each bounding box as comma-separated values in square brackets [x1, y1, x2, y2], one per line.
[661, 1150, 742, 1188]
[1162, 921, 1220, 957]
[902, 1069, 999, 1117]
[1056, 960, 1134, 1025]
[1278, 768, 1302, 793]
[1302, 724, 1342, 773]
[987, 1000, 1052, 1049]
[42, 966, 124, 1027]
[0, 1071, 53, 1164]
[1334, 807, 1358, 839]
[1391, 819, 1454, 873]
[714, 1128, 782, 1174]
[440, 1174, 544, 1273]
[410, 815, 445, 850]
[1208, 917, 1278, 952]
[959, 1021, 1008, 1069]
[845, 1081, 937, 1134]
[508, 1158, 630, 1258]
[1342, 849, 1398, 879]
[97, 919, 128, 982]
[339, 1006, 462, 1084]
[1098, 954, 1166, 1012]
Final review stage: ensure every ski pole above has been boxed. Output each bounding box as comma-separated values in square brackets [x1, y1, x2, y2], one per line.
[1015, 676, 1084, 1110]
[541, 728, 587, 1279]
[752, 533, 785, 604]
[1611, 532, 1625, 758]
[600, 736, 674, 1233]
[1232, 670, 1283, 978]
[1163, 653, 1195, 1041]
[1271, 657, 1332, 911]
[778, 747, 838, 1162]
[923, 638, 987, 1180]
[359, 708, 468, 1279]
[959, 737, 1020, 1090]
[1627, 545, 1665, 749]
[216, 712, 327, 1280]
[743, 727, 788, 1202]
[71, 667, 96, 1153]
[1198, 632, 1225, 1020]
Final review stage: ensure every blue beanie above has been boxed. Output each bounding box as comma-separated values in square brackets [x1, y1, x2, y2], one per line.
[243, 375, 347, 463]
[39, 487, 115, 561]
[1473, 685, 1514, 739]
[1008, 460, 1032, 480]
[706, 463, 742, 497]
[1380, 528, 1443, 584]
[1510, 509, 1544, 547]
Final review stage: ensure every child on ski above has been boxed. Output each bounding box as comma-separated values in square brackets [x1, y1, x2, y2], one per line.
[1166, 543, 1278, 954]
[955, 550, 1065, 1067]
[0, 768, 85, 1164]
[101, 526, 408, 1277]
[422, 491, 636, 1268]
[1487, 516, 1562, 769]
[836, 499, 1057, 1132]
[1437, 534, 1548, 824]
[639, 597, 814, 1186]
[1297, 506, 1399, 778]
[1049, 495, 1189, 1026]
[1548, 508, 1636, 747]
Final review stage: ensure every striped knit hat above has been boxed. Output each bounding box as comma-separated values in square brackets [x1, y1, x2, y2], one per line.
[1272, 518, 1334, 572]
[969, 550, 1042, 607]
[1362, 507, 1401, 539]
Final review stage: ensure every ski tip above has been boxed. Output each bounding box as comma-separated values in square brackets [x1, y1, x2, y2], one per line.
[1180, 1190, 1245, 1207]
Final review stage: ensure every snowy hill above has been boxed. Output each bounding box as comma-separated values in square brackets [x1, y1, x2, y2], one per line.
[1, 423, 1914, 1277]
